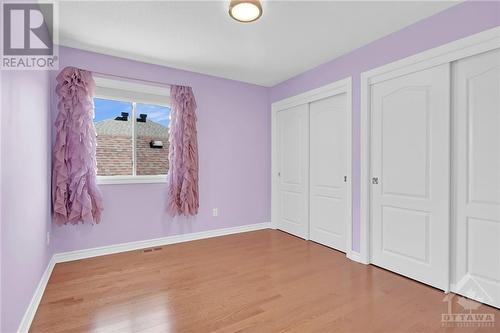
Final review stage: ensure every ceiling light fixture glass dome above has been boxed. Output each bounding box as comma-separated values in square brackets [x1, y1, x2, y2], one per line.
[229, 0, 263, 23]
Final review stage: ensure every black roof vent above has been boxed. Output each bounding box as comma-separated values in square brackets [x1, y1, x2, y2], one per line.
[137, 113, 147, 123]
[114, 112, 129, 121]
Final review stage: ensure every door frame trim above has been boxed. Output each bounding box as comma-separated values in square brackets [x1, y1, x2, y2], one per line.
[359, 27, 500, 279]
[271, 77, 353, 256]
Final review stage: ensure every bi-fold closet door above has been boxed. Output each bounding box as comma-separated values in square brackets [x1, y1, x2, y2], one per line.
[368, 48, 500, 308]
[275, 87, 350, 253]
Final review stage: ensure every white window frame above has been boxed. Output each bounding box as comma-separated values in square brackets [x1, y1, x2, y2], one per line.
[93, 76, 171, 185]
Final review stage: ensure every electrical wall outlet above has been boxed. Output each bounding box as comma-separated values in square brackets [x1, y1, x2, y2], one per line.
[46, 231, 50, 246]
[212, 208, 218, 217]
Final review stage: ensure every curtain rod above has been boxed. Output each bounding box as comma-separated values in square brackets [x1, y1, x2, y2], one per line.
[91, 70, 171, 89]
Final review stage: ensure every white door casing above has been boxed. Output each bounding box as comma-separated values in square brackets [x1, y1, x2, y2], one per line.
[276, 104, 309, 239]
[370, 64, 451, 291]
[452, 48, 500, 308]
[309, 93, 349, 252]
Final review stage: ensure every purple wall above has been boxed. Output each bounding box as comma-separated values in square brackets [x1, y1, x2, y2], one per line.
[51, 46, 271, 253]
[270, 0, 500, 252]
[1, 70, 53, 333]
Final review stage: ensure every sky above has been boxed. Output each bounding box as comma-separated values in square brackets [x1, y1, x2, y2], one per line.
[93, 98, 171, 127]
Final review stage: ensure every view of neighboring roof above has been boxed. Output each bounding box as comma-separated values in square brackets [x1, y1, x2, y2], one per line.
[95, 119, 169, 138]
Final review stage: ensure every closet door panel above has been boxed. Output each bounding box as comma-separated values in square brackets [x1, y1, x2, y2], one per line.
[309, 93, 348, 251]
[453, 49, 500, 308]
[277, 104, 309, 239]
[370, 64, 450, 290]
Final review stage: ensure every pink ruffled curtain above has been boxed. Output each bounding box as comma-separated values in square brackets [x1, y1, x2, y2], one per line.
[167, 85, 199, 216]
[52, 66, 103, 225]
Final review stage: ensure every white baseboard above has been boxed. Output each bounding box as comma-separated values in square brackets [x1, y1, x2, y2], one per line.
[347, 250, 369, 265]
[17, 256, 56, 333]
[53, 222, 272, 263]
[17, 222, 272, 333]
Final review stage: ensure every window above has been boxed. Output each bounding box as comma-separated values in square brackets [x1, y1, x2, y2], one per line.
[93, 77, 171, 184]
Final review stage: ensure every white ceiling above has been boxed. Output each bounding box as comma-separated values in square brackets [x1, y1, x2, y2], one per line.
[55, 1, 459, 86]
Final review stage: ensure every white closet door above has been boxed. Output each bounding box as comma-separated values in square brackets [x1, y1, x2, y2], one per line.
[277, 104, 309, 239]
[309, 93, 349, 251]
[452, 49, 500, 308]
[370, 64, 450, 290]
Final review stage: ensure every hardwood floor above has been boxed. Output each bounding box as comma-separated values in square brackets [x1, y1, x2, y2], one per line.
[31, 230, 498, 332]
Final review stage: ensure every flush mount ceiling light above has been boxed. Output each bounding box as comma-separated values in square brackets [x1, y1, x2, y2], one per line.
[229, 0, 263, 23]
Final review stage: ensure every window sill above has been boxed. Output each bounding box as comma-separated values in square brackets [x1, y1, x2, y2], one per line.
[97, 175, 167, 185]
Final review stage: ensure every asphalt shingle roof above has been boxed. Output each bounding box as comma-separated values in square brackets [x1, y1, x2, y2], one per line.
[95, 119, 169, 138]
